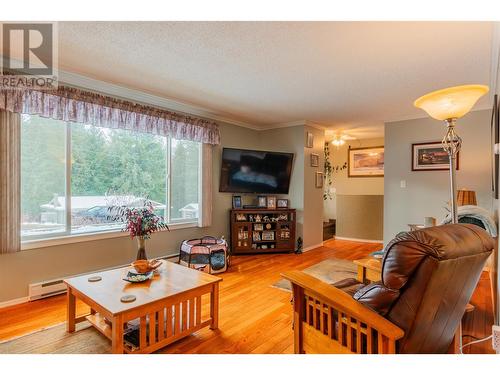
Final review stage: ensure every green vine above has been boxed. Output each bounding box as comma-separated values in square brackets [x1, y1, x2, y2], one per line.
[323, 142, 347, 200]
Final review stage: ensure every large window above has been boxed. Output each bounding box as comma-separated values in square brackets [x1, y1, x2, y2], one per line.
[21, 114, 201, 241]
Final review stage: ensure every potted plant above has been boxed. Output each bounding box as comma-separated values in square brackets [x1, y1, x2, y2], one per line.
[110, 200, 169, 260]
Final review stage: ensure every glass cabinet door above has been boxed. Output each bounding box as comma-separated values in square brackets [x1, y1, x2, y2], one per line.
[234, 223, 251, 250]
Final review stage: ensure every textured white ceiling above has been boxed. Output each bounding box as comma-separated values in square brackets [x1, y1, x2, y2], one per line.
[58, 21, 493, 138]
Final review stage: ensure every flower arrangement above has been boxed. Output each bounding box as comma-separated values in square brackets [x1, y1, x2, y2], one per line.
[110, 199, 169, 260]
[121, 203, 169, 239]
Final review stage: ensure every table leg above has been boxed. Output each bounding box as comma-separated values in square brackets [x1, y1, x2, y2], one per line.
[210, 283, 219, 330]
[111, 315, 124, 354]
[66, 287, 76, 333]
[357, 265, 366, 283]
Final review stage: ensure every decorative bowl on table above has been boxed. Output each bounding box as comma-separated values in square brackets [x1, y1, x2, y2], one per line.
[131, 259, 162, 273]
[123, 270, 154, 283]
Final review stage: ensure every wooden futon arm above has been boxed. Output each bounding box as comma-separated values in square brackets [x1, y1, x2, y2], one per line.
[282, 270, 404, 346]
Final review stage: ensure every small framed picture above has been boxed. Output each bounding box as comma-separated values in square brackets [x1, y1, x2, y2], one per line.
[306, 132, 314, 148]
[232, 195, 242, 208]
[412, 142, 458, 171]
[315, 172, 324, 188]
[277, 198, 289, 208]
[257, 195, 267, 208]
[310, 153, 319, 167]
[267, 196, 277, 209]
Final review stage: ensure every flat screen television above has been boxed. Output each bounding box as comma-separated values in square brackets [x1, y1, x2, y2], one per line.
[219, 148, 294, 194]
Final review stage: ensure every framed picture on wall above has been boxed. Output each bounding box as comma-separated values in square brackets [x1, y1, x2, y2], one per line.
[348, 146, 384, 177]
[306, 132, 314, 148]
[411, 142, 459, 171]
[310, 153, 319, 167]
[315, 172, 324, 188]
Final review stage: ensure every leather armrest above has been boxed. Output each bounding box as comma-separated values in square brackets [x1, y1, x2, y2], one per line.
[282, 270, 404, 340]
[353, 282, 400, 316]
[332, 278, 365, 296]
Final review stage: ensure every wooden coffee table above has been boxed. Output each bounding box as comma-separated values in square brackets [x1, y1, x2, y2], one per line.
[64, 261, 221, 354]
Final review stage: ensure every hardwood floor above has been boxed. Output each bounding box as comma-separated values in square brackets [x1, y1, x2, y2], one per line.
[0, 239, 494, 354]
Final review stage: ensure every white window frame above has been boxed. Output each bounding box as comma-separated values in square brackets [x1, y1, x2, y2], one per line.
[20, 119, 201, 248]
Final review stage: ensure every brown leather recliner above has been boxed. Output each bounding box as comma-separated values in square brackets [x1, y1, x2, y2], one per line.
[283, 224, 495, 354]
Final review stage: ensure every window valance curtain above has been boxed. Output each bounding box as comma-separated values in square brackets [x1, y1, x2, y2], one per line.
[0, 86, 221, 145]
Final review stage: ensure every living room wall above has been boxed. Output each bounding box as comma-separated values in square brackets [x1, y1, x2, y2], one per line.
[258, 124, 325, 250]
[0, 121, 325, 303]
[323, 137, 384, 241]
[384, 109, 494, 243]
[0, 122, 261, 303]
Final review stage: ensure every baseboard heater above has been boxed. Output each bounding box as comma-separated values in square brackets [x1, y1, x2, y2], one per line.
[27, 254, 178, 302]
[28, 279, 67, 301]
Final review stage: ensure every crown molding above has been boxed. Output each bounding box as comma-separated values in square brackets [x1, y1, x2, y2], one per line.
[57, 69, 262, 130]
[258, 120, 307, 130]
[258, 120, 329, 131]
[305, 121, 328, 131]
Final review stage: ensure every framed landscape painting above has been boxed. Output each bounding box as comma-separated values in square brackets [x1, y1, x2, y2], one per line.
[348, 146, 384, 177]
[412, 142, 458, 171]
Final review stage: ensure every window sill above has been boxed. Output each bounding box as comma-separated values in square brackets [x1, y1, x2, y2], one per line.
[20, 221, 199, 251]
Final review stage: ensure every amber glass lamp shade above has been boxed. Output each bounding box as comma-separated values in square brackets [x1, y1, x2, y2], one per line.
[414, 85, 489, 121]
[457, 189, 477, 206]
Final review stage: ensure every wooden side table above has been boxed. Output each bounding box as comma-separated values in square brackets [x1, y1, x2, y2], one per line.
[408, 224, 425, 231]
[353, 257, 382, 283]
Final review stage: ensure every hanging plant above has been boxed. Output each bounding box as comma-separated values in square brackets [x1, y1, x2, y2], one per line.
[323, 141, 347, 200]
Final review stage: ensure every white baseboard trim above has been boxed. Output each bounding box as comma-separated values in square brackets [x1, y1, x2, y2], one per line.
[334, 236, 384, 244]
[0, 296, 29, 309]
[302, 242, 324, 252]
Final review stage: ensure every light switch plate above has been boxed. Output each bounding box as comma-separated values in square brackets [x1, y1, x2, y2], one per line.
[400, 180, 406, 188]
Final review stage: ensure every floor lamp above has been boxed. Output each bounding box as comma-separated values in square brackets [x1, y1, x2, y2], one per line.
[414, 85, 489, 224]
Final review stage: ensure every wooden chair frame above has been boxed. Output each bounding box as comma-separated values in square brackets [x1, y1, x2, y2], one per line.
[282, 271, 405, 354]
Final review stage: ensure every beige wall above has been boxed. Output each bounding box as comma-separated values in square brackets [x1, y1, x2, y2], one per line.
[0, 122, 261, 302]
[302, 125, 325, 248]
[324, 138, 384, 220]
[336, 195, 384, 240]
[258, 124, 324, 249]
[0, 122, 326, 302]
[323, 137, 384, 240]
[258, 125, 305, 238]
[384, 109, 494, 243]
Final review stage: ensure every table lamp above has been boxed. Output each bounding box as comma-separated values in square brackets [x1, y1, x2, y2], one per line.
[457, 188, 477, 206]
[414, 84, 488, 223]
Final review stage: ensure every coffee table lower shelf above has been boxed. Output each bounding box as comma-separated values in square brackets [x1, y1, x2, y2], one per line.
[85, 311, 212, 354]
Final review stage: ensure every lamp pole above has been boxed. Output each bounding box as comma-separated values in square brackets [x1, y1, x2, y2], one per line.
[442, 118, 462, 224]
